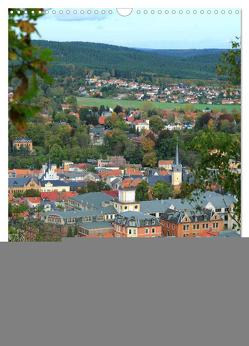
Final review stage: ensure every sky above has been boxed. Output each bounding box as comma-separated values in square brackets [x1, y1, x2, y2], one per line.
[33, 8, 241, 49]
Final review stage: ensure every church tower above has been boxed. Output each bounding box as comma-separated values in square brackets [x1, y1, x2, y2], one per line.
[171, 140, 182, 187]
[114, 186, 140, 213]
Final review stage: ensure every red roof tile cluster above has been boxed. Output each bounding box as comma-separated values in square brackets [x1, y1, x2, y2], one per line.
[121, 178, 142, 189]
[102, 190, 118, 198]
[41, 191, 78, 201]
[125, 168, 143, 176]
[26, 197, 41, 204]
[99, 170, 122, 178]
[159, 170, 170, 176]
[158, 160, 173, 166]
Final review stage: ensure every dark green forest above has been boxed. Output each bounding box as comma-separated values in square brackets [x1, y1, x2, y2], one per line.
[34, 40, 226, 80]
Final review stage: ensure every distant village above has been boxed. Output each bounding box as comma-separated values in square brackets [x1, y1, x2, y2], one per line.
[80, 77, 241, 105]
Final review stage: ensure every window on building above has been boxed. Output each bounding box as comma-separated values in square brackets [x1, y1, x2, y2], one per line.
[196, 224, 199, 230]
[124, 206, 128, 210]
[183, 225, 189, 231]
[193, 224, 196, 230]
[128, 229, 132, 235]
[213, 223, 216, 228]
[206, 224, 208, 229]
[152, 228, 155, 233]
[216, 209, 221, 212]
[216, 223, 219, 228]
[135, 205, 138, 209]
[145, 229, 149, 234]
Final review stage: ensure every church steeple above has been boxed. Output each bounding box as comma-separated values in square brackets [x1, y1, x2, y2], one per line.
[175, 139, 179, 165]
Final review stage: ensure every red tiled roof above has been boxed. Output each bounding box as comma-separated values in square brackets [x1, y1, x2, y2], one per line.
[26, 197, 41, 204]
[41, 191, 78, 201]
[99, 170, 122, 178]
[73, 163, 89, 169]
[158, 160, 173, 165]
[159, 170, 169, 176]
[10, 169, 31, 176]
[126, 168, 143, 176]
[102, 190, 118, 198]
[121, 178, 142, 189]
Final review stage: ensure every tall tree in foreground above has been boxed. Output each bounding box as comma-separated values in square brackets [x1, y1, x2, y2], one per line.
[193, 38, 241, 228]
[9, 8, 53, 130]
[216, 38, 241, 85]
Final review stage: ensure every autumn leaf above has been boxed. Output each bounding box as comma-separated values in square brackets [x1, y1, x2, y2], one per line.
[17, 20, 36, 33]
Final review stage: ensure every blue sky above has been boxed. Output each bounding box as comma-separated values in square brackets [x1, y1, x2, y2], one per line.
[33, 9, 241, 49]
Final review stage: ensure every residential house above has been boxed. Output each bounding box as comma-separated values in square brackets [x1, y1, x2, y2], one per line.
[160, 208, 224, 238]
[134, 119, 150, 133]
[13, 138, 33, 152]
[113, 211, 162, 238]
[158, 160, 174, 170]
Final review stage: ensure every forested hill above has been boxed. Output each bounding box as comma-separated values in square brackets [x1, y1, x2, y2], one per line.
[34, 40, 226, 80]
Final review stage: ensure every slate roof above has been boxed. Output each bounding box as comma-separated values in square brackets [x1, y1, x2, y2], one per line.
[42, 204, 117, 220]
[78, 221, 113, 230]
[140, 191, 236, 215]
[140, 199, 191, 214]
[114, 211, 160, 227]
[40, 180, 70, 187]
[147, 175, 172, 186]
[191, 191, 236, 209]
[161, 208, 216, 224]
[9, 177, 39, 187]
[70, 192, 114, 208]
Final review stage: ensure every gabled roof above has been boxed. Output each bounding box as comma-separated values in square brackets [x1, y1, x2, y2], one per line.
[161, 208, 218, 224]
[41, 191, 78, 201]
[9, 177, 39, 187]
[114, 211, 160, 227]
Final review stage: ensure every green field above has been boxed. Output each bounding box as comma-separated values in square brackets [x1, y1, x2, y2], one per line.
[77, 97, 240, 112]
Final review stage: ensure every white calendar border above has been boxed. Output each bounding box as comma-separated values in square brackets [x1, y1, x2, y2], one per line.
[0, 0, 248, 241]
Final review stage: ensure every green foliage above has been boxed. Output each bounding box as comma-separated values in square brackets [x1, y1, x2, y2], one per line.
[143, 151, 157, 167]
[192, 130, 240, 227]
[77, 181, 110, 194]
[13, 189, 40, 198]
[104, 129, 128, 155]
[9, 9, 53, 130]
[216, 38, 241, 85]
[149, 115, 164, 133]
[35, 40, 227, 80]
[136, 181, 149, 201]
[152, 181, 172, 200]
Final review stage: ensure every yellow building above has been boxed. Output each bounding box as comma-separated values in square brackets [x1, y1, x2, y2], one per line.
[8, 177, 41, 194]
[13, 138, 33, 151]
